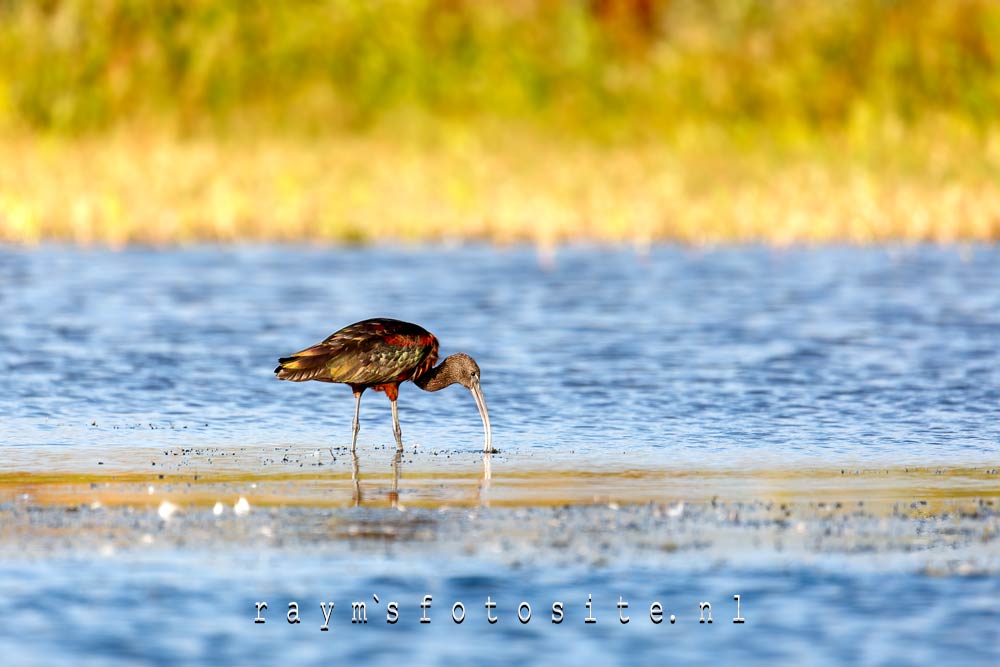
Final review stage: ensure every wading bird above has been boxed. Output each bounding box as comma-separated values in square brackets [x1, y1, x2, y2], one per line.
[275, 318, 492, 452]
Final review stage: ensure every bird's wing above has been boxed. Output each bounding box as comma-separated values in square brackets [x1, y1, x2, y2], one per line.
[322, 334, 434, 385]
[276, 326, 436, 385]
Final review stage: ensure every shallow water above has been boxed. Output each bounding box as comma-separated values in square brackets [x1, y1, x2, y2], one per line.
[2, 244, 998, 464]
[1, 244, 998, 665]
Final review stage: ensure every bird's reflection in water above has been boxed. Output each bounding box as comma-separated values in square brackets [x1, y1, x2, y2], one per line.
[388, 450, 402, 509]
[351, 450, 362, 507]
[479, 451, 492, 507]
[350, 450, 403, 508]
[349, 448, 491, 508]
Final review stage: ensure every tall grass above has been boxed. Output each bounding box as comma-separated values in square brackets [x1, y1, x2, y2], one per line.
[1, 0, 998, 138]
[1, 1, 999, 244]
[3, 129, 998, 246]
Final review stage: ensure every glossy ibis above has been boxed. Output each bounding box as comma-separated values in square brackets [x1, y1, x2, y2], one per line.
[275, 318, 492, 452]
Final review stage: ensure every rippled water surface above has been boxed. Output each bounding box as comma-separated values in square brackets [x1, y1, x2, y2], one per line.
[1, 244, 998, 666]
[2, 244, 998, 463]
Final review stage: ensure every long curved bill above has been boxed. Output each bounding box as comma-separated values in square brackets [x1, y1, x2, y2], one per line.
[470, 378, 493, 453]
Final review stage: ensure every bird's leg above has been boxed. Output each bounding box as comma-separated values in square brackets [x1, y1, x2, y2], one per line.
[385, 383, 403, 451]
[351, 388, 363, 452]
[390, 399, 403, 450]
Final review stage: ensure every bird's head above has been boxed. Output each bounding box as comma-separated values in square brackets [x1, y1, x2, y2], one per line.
[416, 352, 493, 452]
[447, 353, 481, 390]
[447, 353, 492, 453]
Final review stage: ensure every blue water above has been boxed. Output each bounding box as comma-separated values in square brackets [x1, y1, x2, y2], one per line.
[1, 244, 998, 464]
[3, 551, 998, 667]
[1, 244, 999, 666]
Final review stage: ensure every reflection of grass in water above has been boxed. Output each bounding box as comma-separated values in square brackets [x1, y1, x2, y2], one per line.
[3, 129, 1000, 245]
[1, 464, 996, 511]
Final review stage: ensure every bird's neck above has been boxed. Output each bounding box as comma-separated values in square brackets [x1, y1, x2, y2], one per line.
[415, 357, 460, 392]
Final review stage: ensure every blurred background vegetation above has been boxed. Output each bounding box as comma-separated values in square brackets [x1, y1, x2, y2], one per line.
[1, 0, 999, 244]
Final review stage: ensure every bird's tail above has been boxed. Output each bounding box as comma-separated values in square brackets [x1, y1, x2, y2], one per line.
[274, 344, 335, 382]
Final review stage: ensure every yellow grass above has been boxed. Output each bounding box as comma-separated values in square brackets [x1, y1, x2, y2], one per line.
[3, 128, 1000, 246]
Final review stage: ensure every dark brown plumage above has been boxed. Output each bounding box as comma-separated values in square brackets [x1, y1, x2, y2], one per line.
[275, 318, 492, 452]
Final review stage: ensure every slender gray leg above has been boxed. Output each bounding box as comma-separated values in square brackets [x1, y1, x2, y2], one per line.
[390, 399, 403, 451]
[351, 390, 363, 452]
